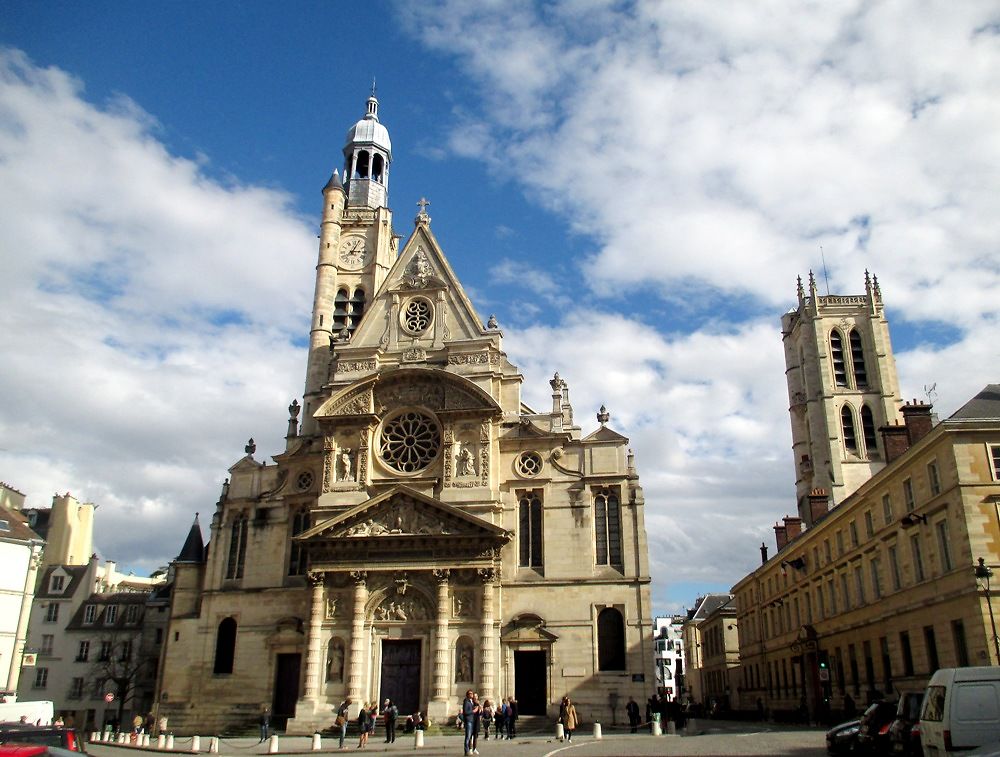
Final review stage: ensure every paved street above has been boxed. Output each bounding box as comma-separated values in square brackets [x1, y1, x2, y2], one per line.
[86, 721, 828, 757]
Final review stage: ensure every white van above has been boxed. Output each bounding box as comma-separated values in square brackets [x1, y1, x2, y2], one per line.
[921, 667, 1000, 755]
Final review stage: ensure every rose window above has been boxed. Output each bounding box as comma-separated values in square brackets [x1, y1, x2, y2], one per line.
[517, 451, 543, 477]
[296, 471, 314, 491]
[402, 298, 433, 334]
[379, 410, 441, 473]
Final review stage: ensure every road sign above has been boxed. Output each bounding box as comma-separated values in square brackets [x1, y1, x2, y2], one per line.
[21, 653, 37, 667]
[104, 693, 115, 703]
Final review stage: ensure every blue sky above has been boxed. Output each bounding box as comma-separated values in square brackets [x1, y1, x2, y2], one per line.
[1, 1, 998, 618]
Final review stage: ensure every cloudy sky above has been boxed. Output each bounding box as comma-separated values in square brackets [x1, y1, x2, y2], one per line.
[1, 1, 997, 616]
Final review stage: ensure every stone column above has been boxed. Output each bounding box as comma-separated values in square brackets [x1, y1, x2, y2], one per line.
[303, 572, 325, 701]
[348, 571, 368, 703]
[432, 569, 451, 704]
[478, 568, 496, 701]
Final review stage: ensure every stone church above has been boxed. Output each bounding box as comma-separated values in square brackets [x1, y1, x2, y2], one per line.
[157, 94, 654, 733]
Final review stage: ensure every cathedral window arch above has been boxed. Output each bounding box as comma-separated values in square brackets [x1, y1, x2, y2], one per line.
[849, 329, 868, 387]
[830, 330, 848, 387]
[861, 404, 878, 459]
[518, 490, 543, 569]
[213, 617, 237, 674]
[226, 512, 248, 580]
[333, 288, 349, 333]
[349, 288, 366, 332]
[288, 507, 311, 576]
[594, 489, 623, 568]
[597, 606, 626, 671]
[841, 404, 858, 455]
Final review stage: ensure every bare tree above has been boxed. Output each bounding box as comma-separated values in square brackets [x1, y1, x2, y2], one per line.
[89, 630, 154, 728]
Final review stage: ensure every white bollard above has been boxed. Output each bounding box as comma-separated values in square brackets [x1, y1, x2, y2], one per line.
[686, 717, 697, 734]
[555, 722, 564, 741]
[192, 735, 201, 752]
[652, 720, 663, 736]
[118, 733, 127, 744]
[166, 734, 174, 750]
[157, 734, 166, 749]
[413, 729, 424, 748]
[667, 721, 676, 735]
[268, 734, 278, 753]
[311, 733, 321, 751]
[210, 736, 219, 753]
[91, 732, 100, 743]
[593, 722, 602, 739]
[143, 733, 151, 747]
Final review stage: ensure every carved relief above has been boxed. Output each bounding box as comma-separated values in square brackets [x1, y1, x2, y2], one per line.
[453, 591, 476, 619]
[480, 422, 490, 486]
[322, 435, 336, 492]
[376, 381, 445, 412]
[325, 595, 340, 619]
[455, 445, 476, 477]
[373, 594, 431, 622]
[357, 427, 370, 486]
[442, 427, 454, 487]
[401, 248, 433, 289]
[338, 500, 454, 537]
[328, 388, 373, 417]
[343, 209, 376, 224]
[402, 347, 426, 362]
[448, 352, 501, 366]
[338, 448, 356, 482]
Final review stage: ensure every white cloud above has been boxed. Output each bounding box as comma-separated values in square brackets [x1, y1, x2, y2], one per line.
[0, 49, 315, 571]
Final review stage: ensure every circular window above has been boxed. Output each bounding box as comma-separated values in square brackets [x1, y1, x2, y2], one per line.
[516, 451, 543, 477]
[401, 298, 433, 335]
[296, 471, 314, 491]
[379, 410, 441, 473]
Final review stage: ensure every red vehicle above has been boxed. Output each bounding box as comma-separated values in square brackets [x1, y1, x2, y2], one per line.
[0, 725, 85, 754]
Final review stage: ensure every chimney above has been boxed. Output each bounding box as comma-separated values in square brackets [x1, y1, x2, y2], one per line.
[783, 515, 803, 540]
[760, 542, 769, 565]
[881, 422, 911, 463]
[774, 522, 788, 551]
[902, 400, 934, 445]
[809, 489, 830, 523]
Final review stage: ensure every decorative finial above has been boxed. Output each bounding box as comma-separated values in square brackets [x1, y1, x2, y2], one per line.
[597, 405, 609, 425]
[864, 268, 871, 288]
[796, 275, 804, 303]
[371, 77, 377, 97]
[288, 399, 300, 419]
[487, 314, 498, 329]
[872, 274, 881, 300]
[245, 438, 256, 455]
[549, 372, 563, 391]
[415, 197, 431, 226]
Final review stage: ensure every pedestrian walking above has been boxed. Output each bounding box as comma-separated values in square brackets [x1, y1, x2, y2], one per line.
[481, 699, 494, 740]
[559, 696, 579, 741]
[335, 698, 351, 750]
[357, 702, 372, 749]
[461, 690, 478, 756]
[382, 699, 397, 743]
[258, 707, 270, 743]
[506, 696, 518, 739]
[626, 696, 640, 733]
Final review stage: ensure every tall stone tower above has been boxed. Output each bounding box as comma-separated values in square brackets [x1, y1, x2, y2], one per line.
[303, 91, 397, 433]
[781, 271, 903, 525]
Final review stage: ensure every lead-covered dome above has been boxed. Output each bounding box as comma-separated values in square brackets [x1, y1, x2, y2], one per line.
[344, 95, 392, 157]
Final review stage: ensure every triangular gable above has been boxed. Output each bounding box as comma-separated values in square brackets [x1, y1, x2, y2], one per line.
[500, 623, 560, 644]
[349, 221, 493, 349]
[582, 426, 630, 444]
[298, 484, 510, 542]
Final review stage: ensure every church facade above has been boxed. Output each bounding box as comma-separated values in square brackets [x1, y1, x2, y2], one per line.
[157, 94, 654, 733]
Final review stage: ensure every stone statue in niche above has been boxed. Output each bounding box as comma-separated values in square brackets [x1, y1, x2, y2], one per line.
[326, 638, 345, 682]
[326, 597, 338, 619]
[456, 446, 475, 476]
[338, 448, 355, 481]
[453, 592, 475, 618]
[455, 640, 474, 682]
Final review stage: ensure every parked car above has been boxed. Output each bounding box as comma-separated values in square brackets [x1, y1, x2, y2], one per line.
[889, 692, 924, 756]
[856, 700, 899, 754]
[921, 667, 1000, 755]
[827, 718, 861, 754]
[0, 746, 79, 757]
[0, 726, 85, 754]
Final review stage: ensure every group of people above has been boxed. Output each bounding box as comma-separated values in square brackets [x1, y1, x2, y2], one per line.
[624, 693, 688, 733]
[459, 691, 519, 755]
[332, 698, 417, 750]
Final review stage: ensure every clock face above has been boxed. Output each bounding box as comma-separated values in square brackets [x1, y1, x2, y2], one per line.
[338, 236, 369, 269]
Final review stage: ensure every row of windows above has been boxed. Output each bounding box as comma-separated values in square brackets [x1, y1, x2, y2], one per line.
[43, 601, 141, 625]
[745, 621, 969, 699]
[517, 490, 624, 571]
[345, 149, 386, 184]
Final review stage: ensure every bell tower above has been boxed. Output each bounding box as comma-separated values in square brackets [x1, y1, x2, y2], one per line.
[302, 91, 398, 433]
[781, 271, 903, 525]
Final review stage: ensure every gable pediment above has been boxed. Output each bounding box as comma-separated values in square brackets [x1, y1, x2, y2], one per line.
[582, 425, 630, 444]
[501, 623, 559, 644]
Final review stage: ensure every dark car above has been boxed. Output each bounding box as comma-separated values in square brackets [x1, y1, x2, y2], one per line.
[0, 746, 81, 757]
[827, 718, 861, 754]
[889, 692, 924, 756]
[856, 700, 899, 754]
[0, 726, 86, 754]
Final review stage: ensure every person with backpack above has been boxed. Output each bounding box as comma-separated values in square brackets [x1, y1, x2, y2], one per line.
[382, 699, 398, 744]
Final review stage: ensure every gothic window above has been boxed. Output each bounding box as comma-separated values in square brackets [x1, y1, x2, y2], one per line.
[861, 405, 878, 457]
[830, 330, 848, 387]
[213, 617, 237, 675]
[333, 288, 349, 334]
[594, 489, 623, 568]
[597, 607, 626, 671]
[841, 405, 858, 454]
[518, 492, 543, 568]
[849, 329, 868, 387]
[349, 288, 366, 332]
[226, 513, 248, 580]
[516, 451, 543, 478]
[379, 410, 440, 473]
[288, 508, 311, 576]
[401, 297, 433, 335]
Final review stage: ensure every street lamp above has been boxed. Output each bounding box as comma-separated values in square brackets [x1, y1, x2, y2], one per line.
[975, 557, 1000, 663]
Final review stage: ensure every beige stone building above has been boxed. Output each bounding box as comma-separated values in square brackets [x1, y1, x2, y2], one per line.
[681, 594, 738, 712]
[733, 277, 1000, 721]
[157, 94, 654, 734]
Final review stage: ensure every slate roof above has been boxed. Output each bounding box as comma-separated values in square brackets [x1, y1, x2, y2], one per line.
[0, 504, 43, 543]
[65, 591, 150, 631]
[689, 593, 734, 621]
[949, 384, 1000, 420]
[35, 564, 89, 599]
[176, 515, 205, 563]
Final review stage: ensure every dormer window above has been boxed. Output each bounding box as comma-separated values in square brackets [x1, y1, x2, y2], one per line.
[126, 604, 139, 624]
[105, 605, 118, 625]
[84, 605, 97, 624]
[50, 575, 64, 592]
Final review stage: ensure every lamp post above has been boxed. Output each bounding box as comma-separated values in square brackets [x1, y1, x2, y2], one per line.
[975, 558, 1000, 663]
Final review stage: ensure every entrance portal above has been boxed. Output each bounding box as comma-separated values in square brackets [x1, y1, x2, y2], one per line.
[271, 653, 301, 730]
[379, 640, 421, 716]
[514, 650, 547, 715]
